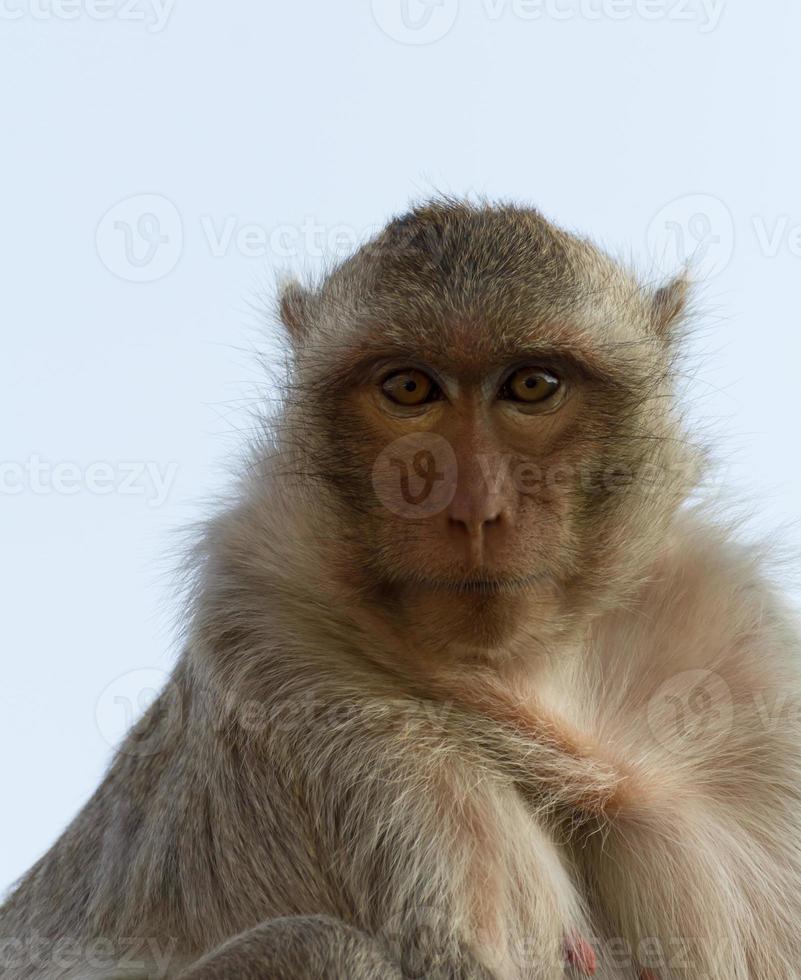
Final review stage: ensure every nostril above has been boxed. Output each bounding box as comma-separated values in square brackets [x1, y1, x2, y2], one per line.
[447, 511, 503, 534]
[447, 515, 471, 533]
[446, 490, 506, 534]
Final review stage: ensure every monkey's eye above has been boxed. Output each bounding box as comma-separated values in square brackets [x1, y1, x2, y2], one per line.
[381, 369, 439, 407]
[501, 366, 563, 407]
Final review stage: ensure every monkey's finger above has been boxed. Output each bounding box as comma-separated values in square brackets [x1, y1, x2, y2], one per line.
[564, 933, 597, 975]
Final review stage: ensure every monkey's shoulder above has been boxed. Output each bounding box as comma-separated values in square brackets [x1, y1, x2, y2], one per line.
[590, 513, 800, 693]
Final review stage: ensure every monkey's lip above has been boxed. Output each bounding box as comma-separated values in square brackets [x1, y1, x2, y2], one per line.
[418, 572, 554, 596]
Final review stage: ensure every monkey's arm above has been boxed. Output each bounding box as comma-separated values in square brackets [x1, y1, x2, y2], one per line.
[572, 527, 801, 979]
[410, 663, 639, 823]
[176, 916, 405, 980]
[169, 650, 603, 980]
[0, 665, 588, 980]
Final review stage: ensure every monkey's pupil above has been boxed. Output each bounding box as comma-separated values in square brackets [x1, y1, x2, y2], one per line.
[524, 377, 537, 388]
[403, 380, 417, 392]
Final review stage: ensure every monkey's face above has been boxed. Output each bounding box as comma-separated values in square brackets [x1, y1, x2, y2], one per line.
[282, 202, 693, 637]
[300, 316, 684, 625]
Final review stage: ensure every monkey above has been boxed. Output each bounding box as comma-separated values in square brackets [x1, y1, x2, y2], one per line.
[2, 198, 801, 980]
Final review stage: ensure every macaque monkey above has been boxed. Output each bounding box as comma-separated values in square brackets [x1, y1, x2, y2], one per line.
[2, 199, 801, 980]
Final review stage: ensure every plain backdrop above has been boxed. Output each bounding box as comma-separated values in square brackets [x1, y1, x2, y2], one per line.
[2, 0, 800, 895]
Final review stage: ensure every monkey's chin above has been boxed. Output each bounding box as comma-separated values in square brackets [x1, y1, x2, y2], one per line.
[389, 570, 563, 656]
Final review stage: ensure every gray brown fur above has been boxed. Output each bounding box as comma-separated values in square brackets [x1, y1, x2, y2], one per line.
[2, 199, 801, 979]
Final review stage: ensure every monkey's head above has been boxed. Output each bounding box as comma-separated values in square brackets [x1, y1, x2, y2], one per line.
[276, 200, 696, 652]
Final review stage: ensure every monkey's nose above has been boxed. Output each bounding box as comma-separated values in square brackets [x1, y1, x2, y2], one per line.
[447, 511, 503, 538]
[446, 494, 504, 542]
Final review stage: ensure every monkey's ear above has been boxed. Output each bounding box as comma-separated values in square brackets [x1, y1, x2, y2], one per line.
[279, 280, 315, 347]
[650, 273, 690, 339]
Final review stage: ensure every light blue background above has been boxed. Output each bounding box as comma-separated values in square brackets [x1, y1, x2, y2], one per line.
[2, 0, 800, 894]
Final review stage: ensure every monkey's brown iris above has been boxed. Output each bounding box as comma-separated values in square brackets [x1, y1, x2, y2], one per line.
[382, 369, 437, 406]
[505, 366, 561, 405]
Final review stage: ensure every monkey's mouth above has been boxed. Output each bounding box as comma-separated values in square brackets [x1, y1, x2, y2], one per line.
[422, 572, 554, 596]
